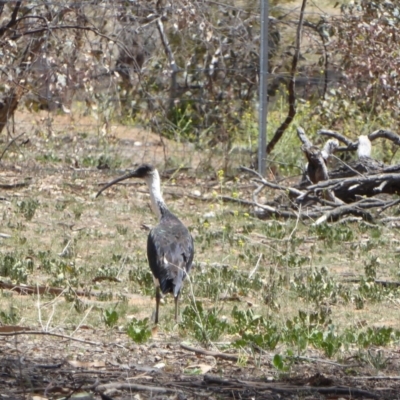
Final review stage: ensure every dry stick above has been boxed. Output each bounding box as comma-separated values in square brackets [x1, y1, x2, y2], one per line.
[368, 129, 400, 145]
[45, 301, 57, 332]
[297, 126, 313, 147]
[266, 0, 307, 153]
[0, 180, 31, 189]
[302, 21, 330, 99]
[376, 198, 400, 214]
[357, 376, 400, 380]
[293, 355, 358, 368]
[240, 165, 304, 197]
[383, 164, 400, 173]
[0, 330, 101, 345]
[0, 280, 142, 300]
[202, 375, 379, 399]
[71, 305, 94, 337]
[157, 18, 179, 111]
[180, 343, 241, 362]
[307, 172, 400, 191]
[248, 254, 262, 279]
[36, 284, 45, 331]
[219, 195, 257, 207]
[330, 154, 365, 178]
[313, 200, 374, 226]
[0, 131, 25, 162]
[95, 382, 171, 393]
[288, 203, 301, 241]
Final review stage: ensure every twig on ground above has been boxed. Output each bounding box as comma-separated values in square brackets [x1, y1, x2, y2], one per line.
[71, 305, 94, 337]
[202, 374, 380, 399]
[248, 254, 262, 279]
[0, 180, 31, 189]
[356, 375, 400, 380]
[180, 343, 241, 362]
[293, 355, 358, 368]
[0, 330, 101, 345]
[95, 382, 172, 393]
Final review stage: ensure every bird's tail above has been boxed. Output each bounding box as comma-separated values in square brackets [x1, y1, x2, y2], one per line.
[173, 266, 187, 297]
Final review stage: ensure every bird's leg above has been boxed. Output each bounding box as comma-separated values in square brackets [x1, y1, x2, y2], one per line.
[174, 294, 179, 322]
[155, 287, 161, 324]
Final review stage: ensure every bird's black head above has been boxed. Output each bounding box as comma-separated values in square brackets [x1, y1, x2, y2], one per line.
[95, 163, 157, 198]
[131, 164, 155, 178]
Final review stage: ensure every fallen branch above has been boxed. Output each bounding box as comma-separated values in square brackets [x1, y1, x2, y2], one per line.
[0, 280, 145, 301]
[202, 374, 379, 399]
[95, 382, 171, 393]
[0, 330, 101, 345]
[369, 129, 400, 145]
[318, 128, 356, 148]
[313, 201, 374, 225]
[240, 165, 304, 197]
[266, 0, 307, 153]
[0, 179, 31, 189]
[356, 375, 400, 380]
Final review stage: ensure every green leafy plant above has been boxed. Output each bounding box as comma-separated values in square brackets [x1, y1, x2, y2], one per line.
[181, 301, 229, 344]
[0, 253, 34, 283]
[272, 354, 290, 372]
[126, 318, 152, 343]
[311, 223, 354, 247]
[231, 306, 280, 350]
[16, 199, 39, 221]
[103, 309, 119, 327]
[291, 267, 347, 305]
[0, 306, 19, 325]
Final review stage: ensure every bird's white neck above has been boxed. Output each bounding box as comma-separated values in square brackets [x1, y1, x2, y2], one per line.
[358, 135, 372, 158]
[145, 170, 165, 220]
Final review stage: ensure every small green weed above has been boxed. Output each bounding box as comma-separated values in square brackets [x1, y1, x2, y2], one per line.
[231, 306, 280, 350]
[272, 354, 291, 372]
[103, 309, 119, 327]
[181, 301, 229, 344]
[16, 199, 39, 221]
[311, 223, 354, 247]
[128, 264, 154, 295]
[0, 306, 19, 324]
[291, 267, 348, 305]
[126, 318, 152, 343]
[0, 253, 34, 283]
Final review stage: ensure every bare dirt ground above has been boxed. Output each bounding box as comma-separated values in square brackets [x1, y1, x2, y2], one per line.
[1, 110, 400, 399]
[2, 331, 400, 399]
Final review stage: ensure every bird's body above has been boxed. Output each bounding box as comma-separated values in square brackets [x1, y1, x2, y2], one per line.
[96, 164, 194, 324]
[357, 135, 372, 159]
[321, 139, 339, 162]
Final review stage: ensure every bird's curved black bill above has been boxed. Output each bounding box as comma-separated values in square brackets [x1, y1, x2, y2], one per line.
[95, 171, 139, 198]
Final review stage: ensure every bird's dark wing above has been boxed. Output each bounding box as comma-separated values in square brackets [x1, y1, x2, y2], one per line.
[147, 219, 194, 296]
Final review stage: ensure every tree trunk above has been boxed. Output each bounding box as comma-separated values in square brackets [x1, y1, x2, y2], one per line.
[0, 37, 43, 135]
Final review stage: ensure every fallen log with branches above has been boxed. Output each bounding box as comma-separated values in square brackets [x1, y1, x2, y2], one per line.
[239, 127, 400, 224]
